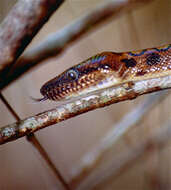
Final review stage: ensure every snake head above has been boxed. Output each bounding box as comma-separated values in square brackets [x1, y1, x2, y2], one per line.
[39, 52, 122, 101]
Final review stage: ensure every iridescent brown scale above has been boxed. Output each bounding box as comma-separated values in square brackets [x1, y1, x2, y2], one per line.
[35, 44, 171, 102]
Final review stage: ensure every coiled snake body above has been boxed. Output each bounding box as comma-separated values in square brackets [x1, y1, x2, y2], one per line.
[35, 44, 171, 102]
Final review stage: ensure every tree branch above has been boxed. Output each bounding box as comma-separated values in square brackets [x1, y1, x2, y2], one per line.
[0, 0, 64, 82]
[0, 74, 170, 145]
[0, 0, 153, 90]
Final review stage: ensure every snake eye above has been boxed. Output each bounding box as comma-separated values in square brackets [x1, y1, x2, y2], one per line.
[67, 69, 78, 80]
[103, 65, 110, 69]
[101, 64, 110, 70]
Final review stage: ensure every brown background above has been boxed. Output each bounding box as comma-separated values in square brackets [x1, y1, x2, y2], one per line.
[0, 0, 171, 189]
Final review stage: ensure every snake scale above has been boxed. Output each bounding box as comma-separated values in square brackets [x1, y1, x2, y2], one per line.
[34, 44, 171, 102]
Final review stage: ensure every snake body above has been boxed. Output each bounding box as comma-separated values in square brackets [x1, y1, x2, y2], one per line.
[37, 44, 171, 102]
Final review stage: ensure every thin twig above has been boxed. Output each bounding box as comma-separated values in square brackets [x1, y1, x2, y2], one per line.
[0, 92, 70, 190]
[0, 0, 153, 90]
[0, 74, 170, 145]
[70, 91, 168, 185]
[75, 121, 171, 190]
[0, 0, 64, 81]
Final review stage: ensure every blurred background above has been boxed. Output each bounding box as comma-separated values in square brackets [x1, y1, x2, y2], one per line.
[0, 0, 171, 189]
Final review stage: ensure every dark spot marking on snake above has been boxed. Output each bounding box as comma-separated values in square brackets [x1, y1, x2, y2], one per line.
[121, 58, 137, 68]
[146, 53, 160, 66]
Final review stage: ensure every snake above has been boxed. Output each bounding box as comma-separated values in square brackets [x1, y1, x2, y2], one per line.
[34, 44, 171, 102]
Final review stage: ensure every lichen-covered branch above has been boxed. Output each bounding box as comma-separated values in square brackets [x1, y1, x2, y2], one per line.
[0, 74, 170, 145]
[69, 91, 168, 185]
[0, 0, 64, 82]
[75, 121, 171, 190]
[0, 0, 153, 90]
